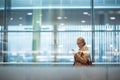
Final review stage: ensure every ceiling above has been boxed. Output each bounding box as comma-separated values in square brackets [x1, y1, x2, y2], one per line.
[0, 0, 120, 9]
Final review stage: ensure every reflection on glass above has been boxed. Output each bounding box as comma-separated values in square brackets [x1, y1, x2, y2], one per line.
[0, 0, 120, 63]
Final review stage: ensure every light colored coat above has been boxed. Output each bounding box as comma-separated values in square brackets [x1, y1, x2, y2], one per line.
[73, 45, 90, 66]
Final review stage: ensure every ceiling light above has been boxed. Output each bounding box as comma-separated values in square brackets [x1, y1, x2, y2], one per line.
[10, 18, 13, 20]
[81, 20, 86, 23]
[57, 17, 62, 19]
[110, 17, 116, 20]
[27, 13, 32, 15]
[83, 12, 89, 15]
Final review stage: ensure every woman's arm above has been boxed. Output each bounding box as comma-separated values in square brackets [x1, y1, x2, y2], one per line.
[74, 45, 90, 63]
[75, 52, 89, 63]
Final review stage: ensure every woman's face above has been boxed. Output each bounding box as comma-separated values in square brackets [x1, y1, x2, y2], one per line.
[77, 39, 84, 48]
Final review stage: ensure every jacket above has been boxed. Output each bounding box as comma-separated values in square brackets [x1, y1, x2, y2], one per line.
[73, 45, 90, 66]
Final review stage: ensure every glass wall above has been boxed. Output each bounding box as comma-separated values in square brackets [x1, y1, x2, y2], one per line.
[94, 0, 120, 62]
[0, 0, 5, 62]
[0, 0, 120, 63]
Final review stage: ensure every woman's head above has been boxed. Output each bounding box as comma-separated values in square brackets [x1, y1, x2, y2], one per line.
[77, 37, 86, 48]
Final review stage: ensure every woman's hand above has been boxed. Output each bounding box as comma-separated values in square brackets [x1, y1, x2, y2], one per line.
[72, 49, 77, 55]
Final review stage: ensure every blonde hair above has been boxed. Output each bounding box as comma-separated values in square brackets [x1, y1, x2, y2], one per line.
[77, 37, 86, 45]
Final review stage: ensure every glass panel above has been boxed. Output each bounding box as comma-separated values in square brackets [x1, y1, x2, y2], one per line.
[0, 32, 3, 62]
[7, 32, 32, 62]
[2, 0, 120, 63]
[7, 32, 53, 62]
[95, 32, 114, 62]
[94, 0, 120, 62]
[115, 32, 120, 62]
[57, 32, 92, 62]
[1, 0, 120, 63]
[2, 0, 92, 62]
[0, 0, 4, 62]
[7, 31, 92, 62]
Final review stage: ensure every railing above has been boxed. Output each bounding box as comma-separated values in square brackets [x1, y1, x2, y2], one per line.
[0, 66, 120, 80]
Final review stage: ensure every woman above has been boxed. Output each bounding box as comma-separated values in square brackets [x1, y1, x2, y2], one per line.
[73, 37, 90, 66]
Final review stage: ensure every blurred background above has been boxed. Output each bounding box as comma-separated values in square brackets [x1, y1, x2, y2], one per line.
[0, 0, 120, 64]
